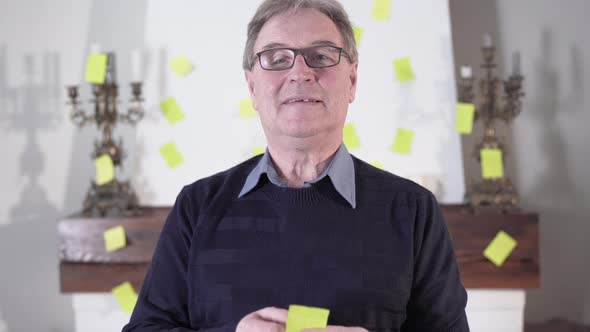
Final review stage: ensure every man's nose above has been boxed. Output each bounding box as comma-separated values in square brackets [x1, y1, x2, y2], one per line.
[288, 54, 315, 82]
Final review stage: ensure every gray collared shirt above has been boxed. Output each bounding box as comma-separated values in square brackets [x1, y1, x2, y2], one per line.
[238, 144, 356, 208]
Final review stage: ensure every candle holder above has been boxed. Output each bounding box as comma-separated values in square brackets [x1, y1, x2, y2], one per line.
[66, 53, 144, 216]
[458, 44, 525, 211]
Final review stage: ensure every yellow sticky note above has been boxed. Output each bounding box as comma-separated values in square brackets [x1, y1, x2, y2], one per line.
[343, 123, 361, 149]
[103, 225, 127, 252]
[286, 305, 330, 332]
[370, 161, 384, 170]
[391, 128, 414, 154]
[112, 281, 138, 314]
[239, 99, 257, 118]
[393, 57, 415, 82]
[95, 154, 115, 186]
[484, 230, 517, 267]
[169, 55, 194, 76]
[84, 53, 108, 84]
[160, 141, 185, 169]
[160, 97, 185, 125]
[372, 0, 391, 21]
[480, 148, 504, 179]
[455, 103, 475, 134]
[353, 25, 364, 46]
[252, 146, 265, 156]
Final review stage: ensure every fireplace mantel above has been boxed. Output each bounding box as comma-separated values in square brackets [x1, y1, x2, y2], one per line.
[58, 205, 539, 292]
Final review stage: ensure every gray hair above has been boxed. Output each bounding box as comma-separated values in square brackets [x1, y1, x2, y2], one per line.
[242, 0, 358, 70]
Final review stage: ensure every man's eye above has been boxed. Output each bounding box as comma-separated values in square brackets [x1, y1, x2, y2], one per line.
[271, 57, 289, 64]
[310, 52, 334, 62]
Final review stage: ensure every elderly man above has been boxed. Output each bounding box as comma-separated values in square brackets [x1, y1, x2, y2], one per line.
[123, 0, 469, 331]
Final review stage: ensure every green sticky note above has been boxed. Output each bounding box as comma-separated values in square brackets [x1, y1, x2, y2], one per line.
[370, 161, 384, 170]
[103, 225, 127, 252]
[483, 230, 517, 267]
[353, 25, 364, 46]
[393, 57, 415, 82]
[239, 98, 257, 118]
[343, 123, 361, 149]
[372, 0, 391, 21]
[95, 154, 115, 186]
[160, 141, 185, 169]
[391, 128, 414, 154]
[84, 53, 108, 84]
[112, 281, 138, 314]
[480, 148, 504, 179]
[169, 55, 194, 76]
[286, 305, 330, 332]
[252, 146, 265, 156]
[455, 103, 475, 134]
[160, 97, 185, 125]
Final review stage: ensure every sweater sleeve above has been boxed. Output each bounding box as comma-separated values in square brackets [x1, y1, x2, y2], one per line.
[122, 186, 232, 332]
[401, 192, 470, 332]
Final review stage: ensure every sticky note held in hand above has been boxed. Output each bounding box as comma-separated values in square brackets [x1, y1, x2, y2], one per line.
[391, 128, 414, 154]
[84, 53, 108, 84]
[393, 57, 415, 82]
[480, 148, 504, 179]
[95, 154, 115, 186]
[286, 305, 330, 332]
[484, 230, 517, 267]
[160, 97, 185, 125]
[455, 103, 475, 134]
[372, 0, 392, 21]
[103, 225, 127, 252]
[169, 55, 194, 76]
[343, 123, 361, 149]
[160, 141, 185, 169]
[239, 99, 257, 119]
[112, 281, 138, 314]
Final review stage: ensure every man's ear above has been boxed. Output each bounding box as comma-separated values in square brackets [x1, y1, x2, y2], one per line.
[348, 63, 358, 103]
[244, 70, 257, 109]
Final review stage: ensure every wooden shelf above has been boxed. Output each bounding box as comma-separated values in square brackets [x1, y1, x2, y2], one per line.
[58, 205, 539, 293]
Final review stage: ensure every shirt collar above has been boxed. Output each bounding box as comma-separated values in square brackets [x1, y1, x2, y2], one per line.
[238, 144, 356, 208]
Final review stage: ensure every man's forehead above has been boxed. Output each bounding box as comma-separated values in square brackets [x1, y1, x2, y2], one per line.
[254, 9, 343, 51]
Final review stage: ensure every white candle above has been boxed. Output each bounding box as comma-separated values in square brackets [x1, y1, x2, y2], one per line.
[460, 66, 472, 78]
[131, 49, 142, 81]
[483, 34, 493, 48]
[512, 51, 521, 75]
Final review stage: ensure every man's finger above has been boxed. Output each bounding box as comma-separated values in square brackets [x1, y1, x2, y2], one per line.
[255, 306, 289, 324]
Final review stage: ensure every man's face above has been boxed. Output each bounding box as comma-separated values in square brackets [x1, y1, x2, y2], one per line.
[245, 8, 358, 143]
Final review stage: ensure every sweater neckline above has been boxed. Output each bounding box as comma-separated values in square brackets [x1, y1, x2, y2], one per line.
[259, 176, 339, 206]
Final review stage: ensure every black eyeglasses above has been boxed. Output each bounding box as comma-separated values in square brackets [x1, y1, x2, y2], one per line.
[254, 45, 347, 71]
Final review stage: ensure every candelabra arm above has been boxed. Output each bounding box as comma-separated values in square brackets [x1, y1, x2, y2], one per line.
[119, 82, 144, 124]
[67, 85, 94, 127]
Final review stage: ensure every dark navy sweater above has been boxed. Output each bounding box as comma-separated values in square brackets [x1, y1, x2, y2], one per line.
[123, 155, 469, 332]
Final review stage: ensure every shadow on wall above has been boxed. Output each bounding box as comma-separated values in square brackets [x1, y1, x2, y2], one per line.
[521, 27, 590, 324]
[0, 45, 76, 331]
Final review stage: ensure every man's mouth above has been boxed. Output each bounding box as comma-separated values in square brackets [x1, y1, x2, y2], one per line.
[283, 98, 323, 104]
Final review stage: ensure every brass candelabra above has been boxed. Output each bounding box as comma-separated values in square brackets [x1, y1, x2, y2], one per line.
[66, 53, 144, 216]
[458, 39, 525, 211]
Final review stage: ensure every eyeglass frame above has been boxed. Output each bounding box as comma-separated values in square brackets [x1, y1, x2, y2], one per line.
[252, 45, 350, 71]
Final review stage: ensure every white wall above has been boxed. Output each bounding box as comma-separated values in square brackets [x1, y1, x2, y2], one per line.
[135, 0, 465, 206]
[449, 0, 590, 325]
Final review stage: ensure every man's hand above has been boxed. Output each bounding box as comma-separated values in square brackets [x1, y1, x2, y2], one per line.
[236, 306, 369, 332]
[236, 307, 288, 332]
